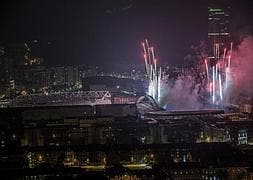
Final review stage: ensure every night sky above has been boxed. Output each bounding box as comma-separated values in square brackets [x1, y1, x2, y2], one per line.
[0, 0, 252, 71]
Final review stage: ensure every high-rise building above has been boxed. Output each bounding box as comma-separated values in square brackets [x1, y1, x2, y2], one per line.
[66, 66, 79, 86]
[208, 0, 231, 54]
[36, 70, 51, 89]
[53, 67, 65, 86]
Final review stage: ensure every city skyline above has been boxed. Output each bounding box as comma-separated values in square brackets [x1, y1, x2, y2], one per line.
[1, 1, 253, 179]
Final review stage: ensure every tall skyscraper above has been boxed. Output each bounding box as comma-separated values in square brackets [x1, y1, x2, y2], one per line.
[208, 0, 231, 54]
[66, 66, 79, 86]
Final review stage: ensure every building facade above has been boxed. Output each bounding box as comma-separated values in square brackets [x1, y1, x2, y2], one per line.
[208, 0, 231, 54]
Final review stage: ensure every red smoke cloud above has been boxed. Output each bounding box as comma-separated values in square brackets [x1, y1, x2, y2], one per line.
[230, 36, 253, 102]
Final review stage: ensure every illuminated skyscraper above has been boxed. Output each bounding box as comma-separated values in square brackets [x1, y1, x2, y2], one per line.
[208, 0, 231, 53]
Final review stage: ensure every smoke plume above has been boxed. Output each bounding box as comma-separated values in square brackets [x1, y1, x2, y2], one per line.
[230, 36, 253, 103]
[160, 74, 205, 110]
[157, 36, 253, 109]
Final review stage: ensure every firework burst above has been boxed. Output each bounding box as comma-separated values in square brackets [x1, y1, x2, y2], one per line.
[142, 39, 162, 103]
